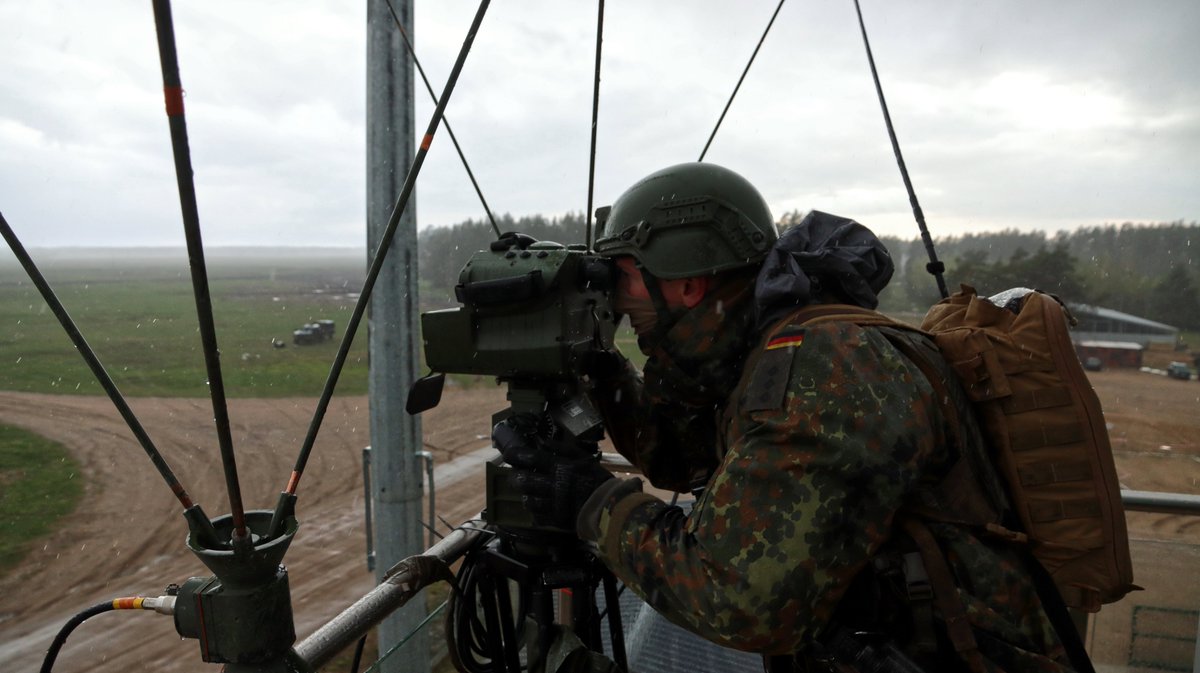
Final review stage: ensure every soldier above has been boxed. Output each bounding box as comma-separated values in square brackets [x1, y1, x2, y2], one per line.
[494, 162, 1084, 672]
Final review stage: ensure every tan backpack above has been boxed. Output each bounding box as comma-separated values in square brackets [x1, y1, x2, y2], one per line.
[919, 285, 1137, 612]
[792, 285, 1137, 613]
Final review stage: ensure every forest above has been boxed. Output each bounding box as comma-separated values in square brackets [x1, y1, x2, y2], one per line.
[417, 214, 1200, 331]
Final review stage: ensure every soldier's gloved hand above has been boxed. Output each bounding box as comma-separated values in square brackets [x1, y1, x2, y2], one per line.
[580, 348, 628, 384]
[492, 417, 614, 529]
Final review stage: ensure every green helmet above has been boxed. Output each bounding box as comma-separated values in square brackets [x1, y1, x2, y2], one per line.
[594, 162, 777, 279]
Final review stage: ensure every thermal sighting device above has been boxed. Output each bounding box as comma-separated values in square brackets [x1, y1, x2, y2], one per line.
[408, 232, 619, 532]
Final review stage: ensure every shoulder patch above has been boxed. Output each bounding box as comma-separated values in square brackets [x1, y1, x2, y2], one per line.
[743, 346, 794, 411]
[765, 329, 806, 351]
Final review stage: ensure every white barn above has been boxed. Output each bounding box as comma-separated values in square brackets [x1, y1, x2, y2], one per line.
[1069, 304, 1180, 346]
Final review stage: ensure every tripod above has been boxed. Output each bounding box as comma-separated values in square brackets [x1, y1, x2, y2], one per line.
[448, 526, 628, 673]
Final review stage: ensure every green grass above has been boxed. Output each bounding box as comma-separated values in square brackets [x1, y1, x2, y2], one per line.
[1182, 330, 1200, 351]
[0, 252, 653, 398]
[0, 256, 370, 397]
[612, 323, 646, 369]
[0, 423, 84, 574]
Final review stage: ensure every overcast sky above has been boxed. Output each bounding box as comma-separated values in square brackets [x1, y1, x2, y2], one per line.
[1, 0, 1197, 249]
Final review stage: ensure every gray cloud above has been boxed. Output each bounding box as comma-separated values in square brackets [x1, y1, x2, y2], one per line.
[0, 0, 1196, 248]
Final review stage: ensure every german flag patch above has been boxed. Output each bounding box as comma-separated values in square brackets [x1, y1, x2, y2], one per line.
[765, 329, 805, 350]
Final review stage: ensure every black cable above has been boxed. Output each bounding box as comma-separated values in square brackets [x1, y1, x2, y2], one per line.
[269, 0, 494, 541]
[40, 601, 116, 673]
[448, 541, 491, 672]
[382, 0, 501, 238]
[448, 537, 531, 673]
[585, 0, 606, 251]
[150, 0, 249, 540]
[349, 633, 368, 673]
[698, 0, 786, 162]
[851, 0, 949, 299]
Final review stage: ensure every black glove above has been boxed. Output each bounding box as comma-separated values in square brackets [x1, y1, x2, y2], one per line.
[579, 348, 628, 384]
[492, 416, 614, 530]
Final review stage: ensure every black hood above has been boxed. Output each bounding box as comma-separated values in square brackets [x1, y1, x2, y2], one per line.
[753, 210, 894, 331]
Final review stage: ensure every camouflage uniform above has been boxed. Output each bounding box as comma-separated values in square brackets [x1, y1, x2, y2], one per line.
[582, 287, 1074, 671]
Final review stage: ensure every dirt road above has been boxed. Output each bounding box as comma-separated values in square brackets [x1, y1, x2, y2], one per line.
[0, 385, 507, 673]
[0, 369, 1197, 672]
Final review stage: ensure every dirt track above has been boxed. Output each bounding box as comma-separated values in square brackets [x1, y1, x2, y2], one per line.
[0, 369, 1197, 672]
[0, 385, 507, 673]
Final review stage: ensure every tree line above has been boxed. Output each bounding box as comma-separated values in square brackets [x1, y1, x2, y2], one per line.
[418, 214, 1200, 331]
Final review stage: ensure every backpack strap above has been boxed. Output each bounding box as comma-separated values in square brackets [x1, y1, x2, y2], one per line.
[786, 303, 919, 331]
[898, 516, 988, 673]
[792, 304, 1096, 672]
[789, 305, 999, 672]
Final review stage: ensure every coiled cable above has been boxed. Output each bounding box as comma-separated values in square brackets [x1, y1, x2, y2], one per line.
[448, 537, 530, 673]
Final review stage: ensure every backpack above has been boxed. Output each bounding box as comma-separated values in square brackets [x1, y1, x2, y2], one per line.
[791, 285, 1137, 613]
[918, 285, 1137, 612]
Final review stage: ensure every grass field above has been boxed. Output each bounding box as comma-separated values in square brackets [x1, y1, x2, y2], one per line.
[0, 423, 83, 574]
[0, 249, 371, 397]
[0, 248, 656, 397]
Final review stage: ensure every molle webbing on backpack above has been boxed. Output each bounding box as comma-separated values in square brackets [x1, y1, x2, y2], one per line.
[920, 285, 1137, 613]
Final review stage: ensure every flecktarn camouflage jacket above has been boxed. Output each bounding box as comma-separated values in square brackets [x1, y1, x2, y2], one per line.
[583, 315, 1075, 672]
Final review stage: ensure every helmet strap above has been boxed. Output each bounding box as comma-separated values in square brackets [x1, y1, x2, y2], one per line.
[638, 265, 677, 348]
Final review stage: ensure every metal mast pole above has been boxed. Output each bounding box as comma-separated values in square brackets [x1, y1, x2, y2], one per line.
[367, 0, 427, 671]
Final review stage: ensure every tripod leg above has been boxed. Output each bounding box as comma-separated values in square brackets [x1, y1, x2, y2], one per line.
[602, 574, 628, 672]
[572, 585, 602, 652]
[494, 575, 523, 673]
[478, 570, 514, 672]
[532, 583, 555, 667]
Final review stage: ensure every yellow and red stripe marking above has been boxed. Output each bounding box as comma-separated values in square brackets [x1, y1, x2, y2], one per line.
[765, 332, 805, 350]
[112, 597, 145, 610]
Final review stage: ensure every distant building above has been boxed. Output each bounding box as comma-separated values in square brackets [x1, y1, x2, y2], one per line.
[1075, 340, 1144, 369]
[1068, 304, 1180, 346]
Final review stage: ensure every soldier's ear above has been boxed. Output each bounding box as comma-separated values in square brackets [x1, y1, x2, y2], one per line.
[679, 275, 709, 308]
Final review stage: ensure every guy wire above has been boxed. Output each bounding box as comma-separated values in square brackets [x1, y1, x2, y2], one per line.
[271, 0, 494, 538]
[698, 0, 786, 162]
[585, 0, 606, 251]
[0, 212, 199, 514]
[384, 0, 501, 239]
[851, 0, 949, 298]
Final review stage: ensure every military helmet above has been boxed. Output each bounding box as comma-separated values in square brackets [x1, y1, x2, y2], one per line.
[594, 162, 777, 279]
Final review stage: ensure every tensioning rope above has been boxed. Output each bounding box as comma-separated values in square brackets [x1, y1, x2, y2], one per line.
[383, 0, 501, 238]
[0, 212, 219, 547]
[268, 0, 493, 540]
[585, 0, 606, 250]
[698, 0, 787, 162]
[851, 0, 949, 298]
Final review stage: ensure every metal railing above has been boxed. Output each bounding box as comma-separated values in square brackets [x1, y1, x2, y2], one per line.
[320, 471, 1200, 673]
